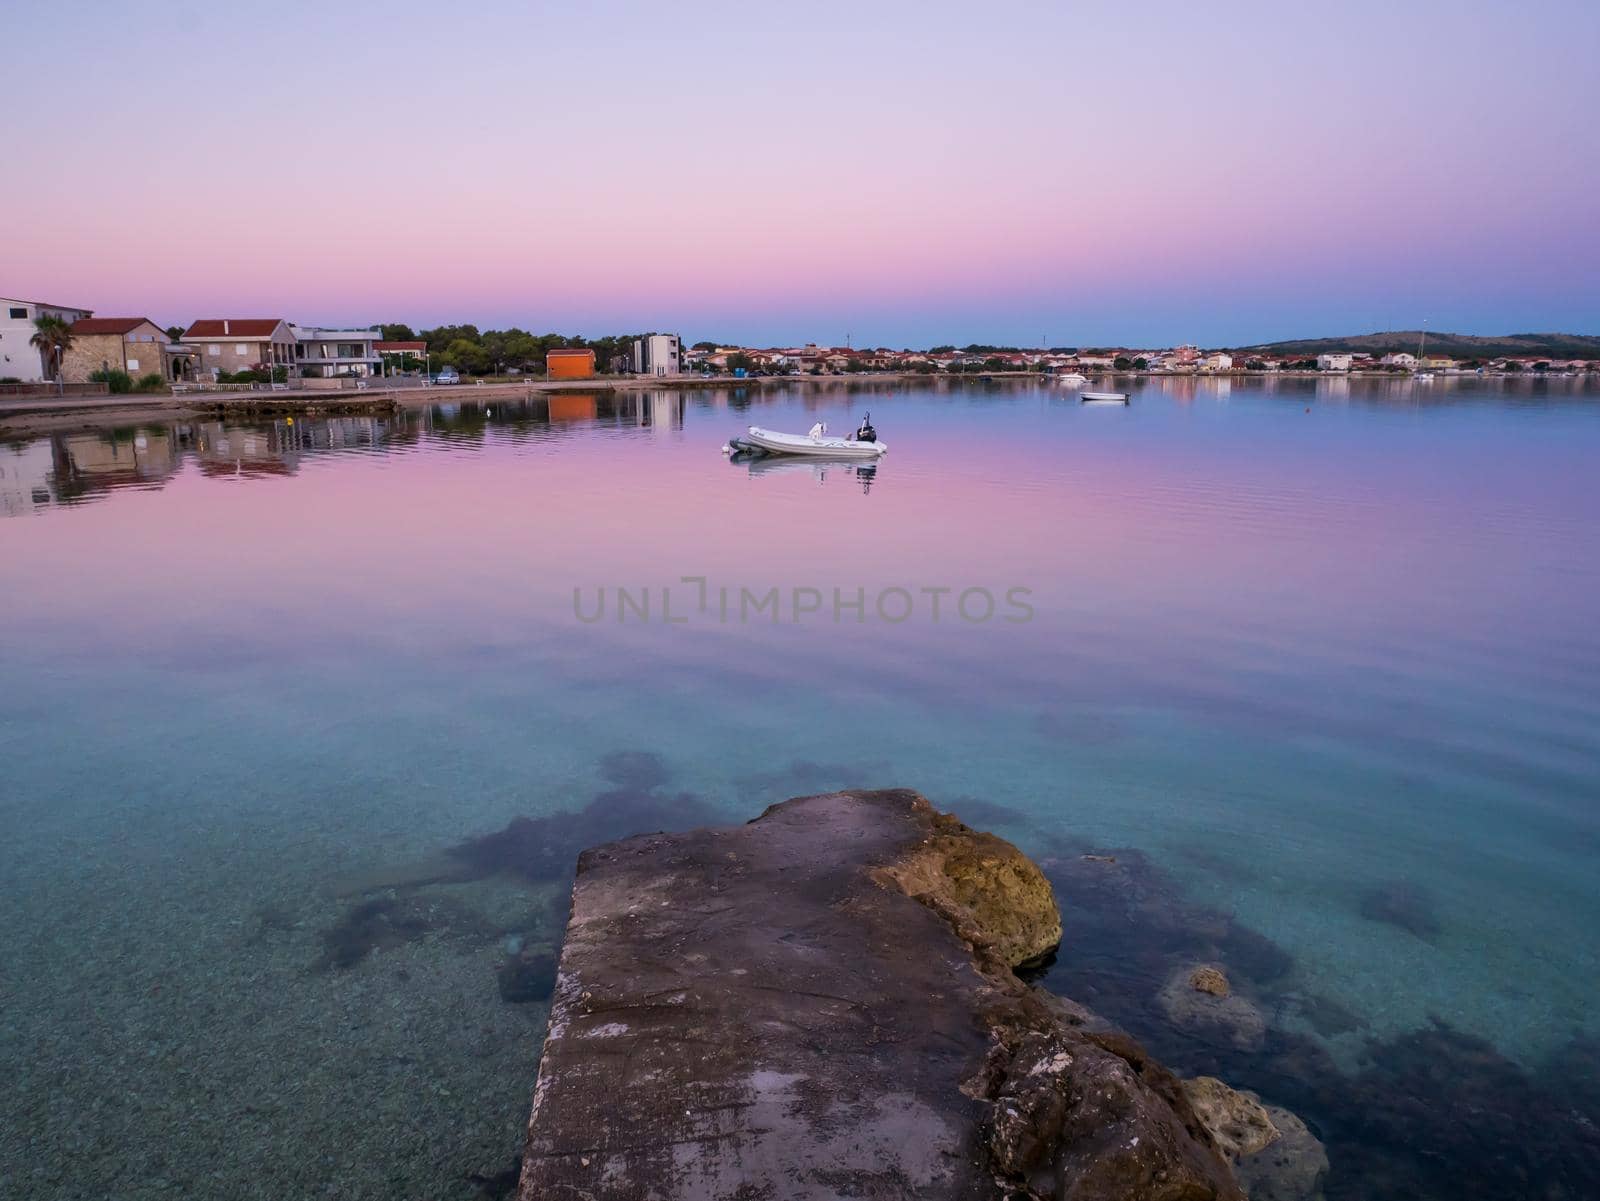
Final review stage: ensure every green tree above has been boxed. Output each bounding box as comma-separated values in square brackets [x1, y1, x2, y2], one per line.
[691, 341, 720, 351]
[30, 315, 73, 379]
[1133, 357, 1149, 370]
[165, 325, 185, 343]
[421, 324, 481, 355]
[727, 352, 756, 373]
[1113, 355, 1133, 371]
[480, 329, 513, 374]
[380, 323, 416, 342]
[440, 338, 489, 375]
[502, 332, 541, 372]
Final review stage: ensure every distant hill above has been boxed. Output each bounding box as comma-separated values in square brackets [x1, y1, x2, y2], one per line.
[1235, 331, 1600, 359]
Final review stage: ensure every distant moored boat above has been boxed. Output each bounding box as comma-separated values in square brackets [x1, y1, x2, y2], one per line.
[1415, 324, 1435, 381]
[1081, 392, 1129, 404]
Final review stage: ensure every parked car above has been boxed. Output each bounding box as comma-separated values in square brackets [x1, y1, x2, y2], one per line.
[435, 367, 460, 385]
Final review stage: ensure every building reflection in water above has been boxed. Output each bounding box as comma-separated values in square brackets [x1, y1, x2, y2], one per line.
[3, 376, 1592, 516]
[547, 393, 598, 423]
[50, 426, 185, 500]
[635, 391, 686, 432]
[0, 440, 56, 517]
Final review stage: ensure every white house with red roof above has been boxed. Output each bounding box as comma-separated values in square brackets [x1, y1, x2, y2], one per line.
[374, 340, 427, 373]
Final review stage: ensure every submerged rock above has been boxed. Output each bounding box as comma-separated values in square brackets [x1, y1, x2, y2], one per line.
[1183, 1077, 1328, 1201]
[1190, 965, 1232, 997]
[517, 789, 1242, 1200]
[1237, 1103, 1328, 1201]
[1158, 965, 1268, 1051]
[1358, 881, 1442, 941]
[497, 951, 557, 1004]
[330, 748, 716, 898]
[313, 893, 491, 970]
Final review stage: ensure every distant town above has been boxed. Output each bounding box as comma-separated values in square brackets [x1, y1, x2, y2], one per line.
[3, 292, 1596, 397]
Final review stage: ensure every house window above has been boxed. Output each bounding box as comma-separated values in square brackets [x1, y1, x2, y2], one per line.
[235, 343, 248, 355]
[8, 307, 27, 319]
[127, 358, 141, 371]
[207, 344, 220, 356]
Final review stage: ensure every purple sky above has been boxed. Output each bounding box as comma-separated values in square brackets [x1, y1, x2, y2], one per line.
[6, 0, 1597, 346]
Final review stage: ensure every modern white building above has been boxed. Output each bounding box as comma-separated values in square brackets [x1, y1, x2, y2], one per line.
[290, 325, 383, 378]
[631, 334, 682, 376]
[1380, 352, 1417, 368]
[1317, 353, 1354, 372]
[1, 296, 95, 382]
[1204, 352, 1234, 372]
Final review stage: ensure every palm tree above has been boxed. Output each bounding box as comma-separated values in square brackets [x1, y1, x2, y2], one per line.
[30, 315, 73, 380]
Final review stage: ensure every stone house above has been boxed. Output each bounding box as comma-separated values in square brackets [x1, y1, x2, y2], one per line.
[63, 317, 197, 383]
[182, 319, 296, 377]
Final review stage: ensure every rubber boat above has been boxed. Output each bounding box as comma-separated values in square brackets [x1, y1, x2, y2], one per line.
[724, 416, 887, 459]
[1081, 392, 1130, 404]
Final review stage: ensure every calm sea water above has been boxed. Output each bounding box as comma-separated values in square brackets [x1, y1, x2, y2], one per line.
[3, 375, 1597, 1197]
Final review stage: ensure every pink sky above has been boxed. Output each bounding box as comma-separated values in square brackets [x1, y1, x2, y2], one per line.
[7, 0, 1597, 346]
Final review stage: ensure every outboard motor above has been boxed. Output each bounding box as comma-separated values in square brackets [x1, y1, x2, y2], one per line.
[855, 412, 877, 444]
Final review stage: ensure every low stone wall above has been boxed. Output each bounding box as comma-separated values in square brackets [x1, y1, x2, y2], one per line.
[0, 382, 110, 398]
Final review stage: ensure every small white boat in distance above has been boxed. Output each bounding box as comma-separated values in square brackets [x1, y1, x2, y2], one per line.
[1081, 392, 1130, 405]
[1055, 372, 1089, 385]
[735, 420, 887, 459]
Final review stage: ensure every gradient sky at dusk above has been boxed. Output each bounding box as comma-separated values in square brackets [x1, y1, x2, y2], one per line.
[7, 0, 1598, 346]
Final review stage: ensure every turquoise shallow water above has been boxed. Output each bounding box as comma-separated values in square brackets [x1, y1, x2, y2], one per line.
[2, 376, 1598, 1197]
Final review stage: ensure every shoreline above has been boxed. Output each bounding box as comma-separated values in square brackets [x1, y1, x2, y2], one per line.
[1, 369, 1583, 438]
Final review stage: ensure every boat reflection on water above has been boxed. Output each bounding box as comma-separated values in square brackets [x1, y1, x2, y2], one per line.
[729, 450, 879, 493]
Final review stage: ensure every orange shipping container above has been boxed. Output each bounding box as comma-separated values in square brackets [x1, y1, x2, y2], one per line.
[546, 348, 596, 380]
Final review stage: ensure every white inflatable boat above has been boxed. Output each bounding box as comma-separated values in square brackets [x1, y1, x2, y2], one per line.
[726, 419, 887, 459]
